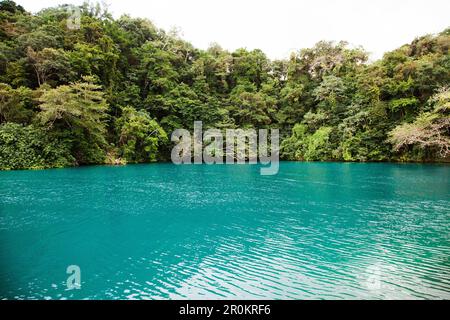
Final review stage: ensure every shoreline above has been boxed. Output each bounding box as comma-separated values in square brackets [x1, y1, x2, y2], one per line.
[1, 159, 449, 172]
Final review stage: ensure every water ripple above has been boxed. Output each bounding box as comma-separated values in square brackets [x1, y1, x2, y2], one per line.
[0, 163, 449, 299]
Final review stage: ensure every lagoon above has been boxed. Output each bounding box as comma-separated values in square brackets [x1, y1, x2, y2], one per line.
[0, 162, 449, 299]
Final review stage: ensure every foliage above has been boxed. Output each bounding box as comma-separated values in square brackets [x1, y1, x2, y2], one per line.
[0, 83, 34, 123]
[0, 1, 449, 170]
[0, 122, 74, 169]
[280, 125, 333, 161]
[36, 76, 109, 164]
[115, 106, 168, 162]
[388, 88, 450, 159]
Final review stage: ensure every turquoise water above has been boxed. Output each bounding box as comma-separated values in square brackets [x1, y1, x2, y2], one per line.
[0, 162, 449, 300]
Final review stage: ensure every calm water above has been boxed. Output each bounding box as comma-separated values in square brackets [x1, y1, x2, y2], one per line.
[0, 162, 449, 300]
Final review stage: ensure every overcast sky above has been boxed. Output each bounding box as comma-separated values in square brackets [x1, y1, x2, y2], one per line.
[15, 0, 450, 60]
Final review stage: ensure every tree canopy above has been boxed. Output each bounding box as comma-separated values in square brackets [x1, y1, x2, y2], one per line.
[0, 1, 449, 169]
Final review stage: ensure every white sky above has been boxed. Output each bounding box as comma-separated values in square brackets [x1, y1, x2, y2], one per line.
[15, 0, 450, 60]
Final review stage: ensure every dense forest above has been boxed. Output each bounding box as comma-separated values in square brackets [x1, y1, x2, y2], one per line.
[0, 0, 449, 170]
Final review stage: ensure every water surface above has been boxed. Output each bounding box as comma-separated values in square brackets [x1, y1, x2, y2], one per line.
[0, 162, 449, 299]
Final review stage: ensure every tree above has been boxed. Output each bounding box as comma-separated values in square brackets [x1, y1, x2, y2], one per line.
[115, 106, 167, 162]
[388, 87, 450, 159]
[230, 49, 270, 89]
[280, 124, 308, 160]
[1, 1, 449, 170]
[0, 0, 24, 13]
[0, 83, 33, 124]
[26, 47, 72, 86]
[37, 76, 109, 164]
[0, 122, 73, 169]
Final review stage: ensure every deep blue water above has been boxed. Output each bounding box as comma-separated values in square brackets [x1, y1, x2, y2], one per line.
[0, 162, 449, 299]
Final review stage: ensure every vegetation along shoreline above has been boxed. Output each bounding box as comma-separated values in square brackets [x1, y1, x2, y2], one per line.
[0, 1, 449, 171]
